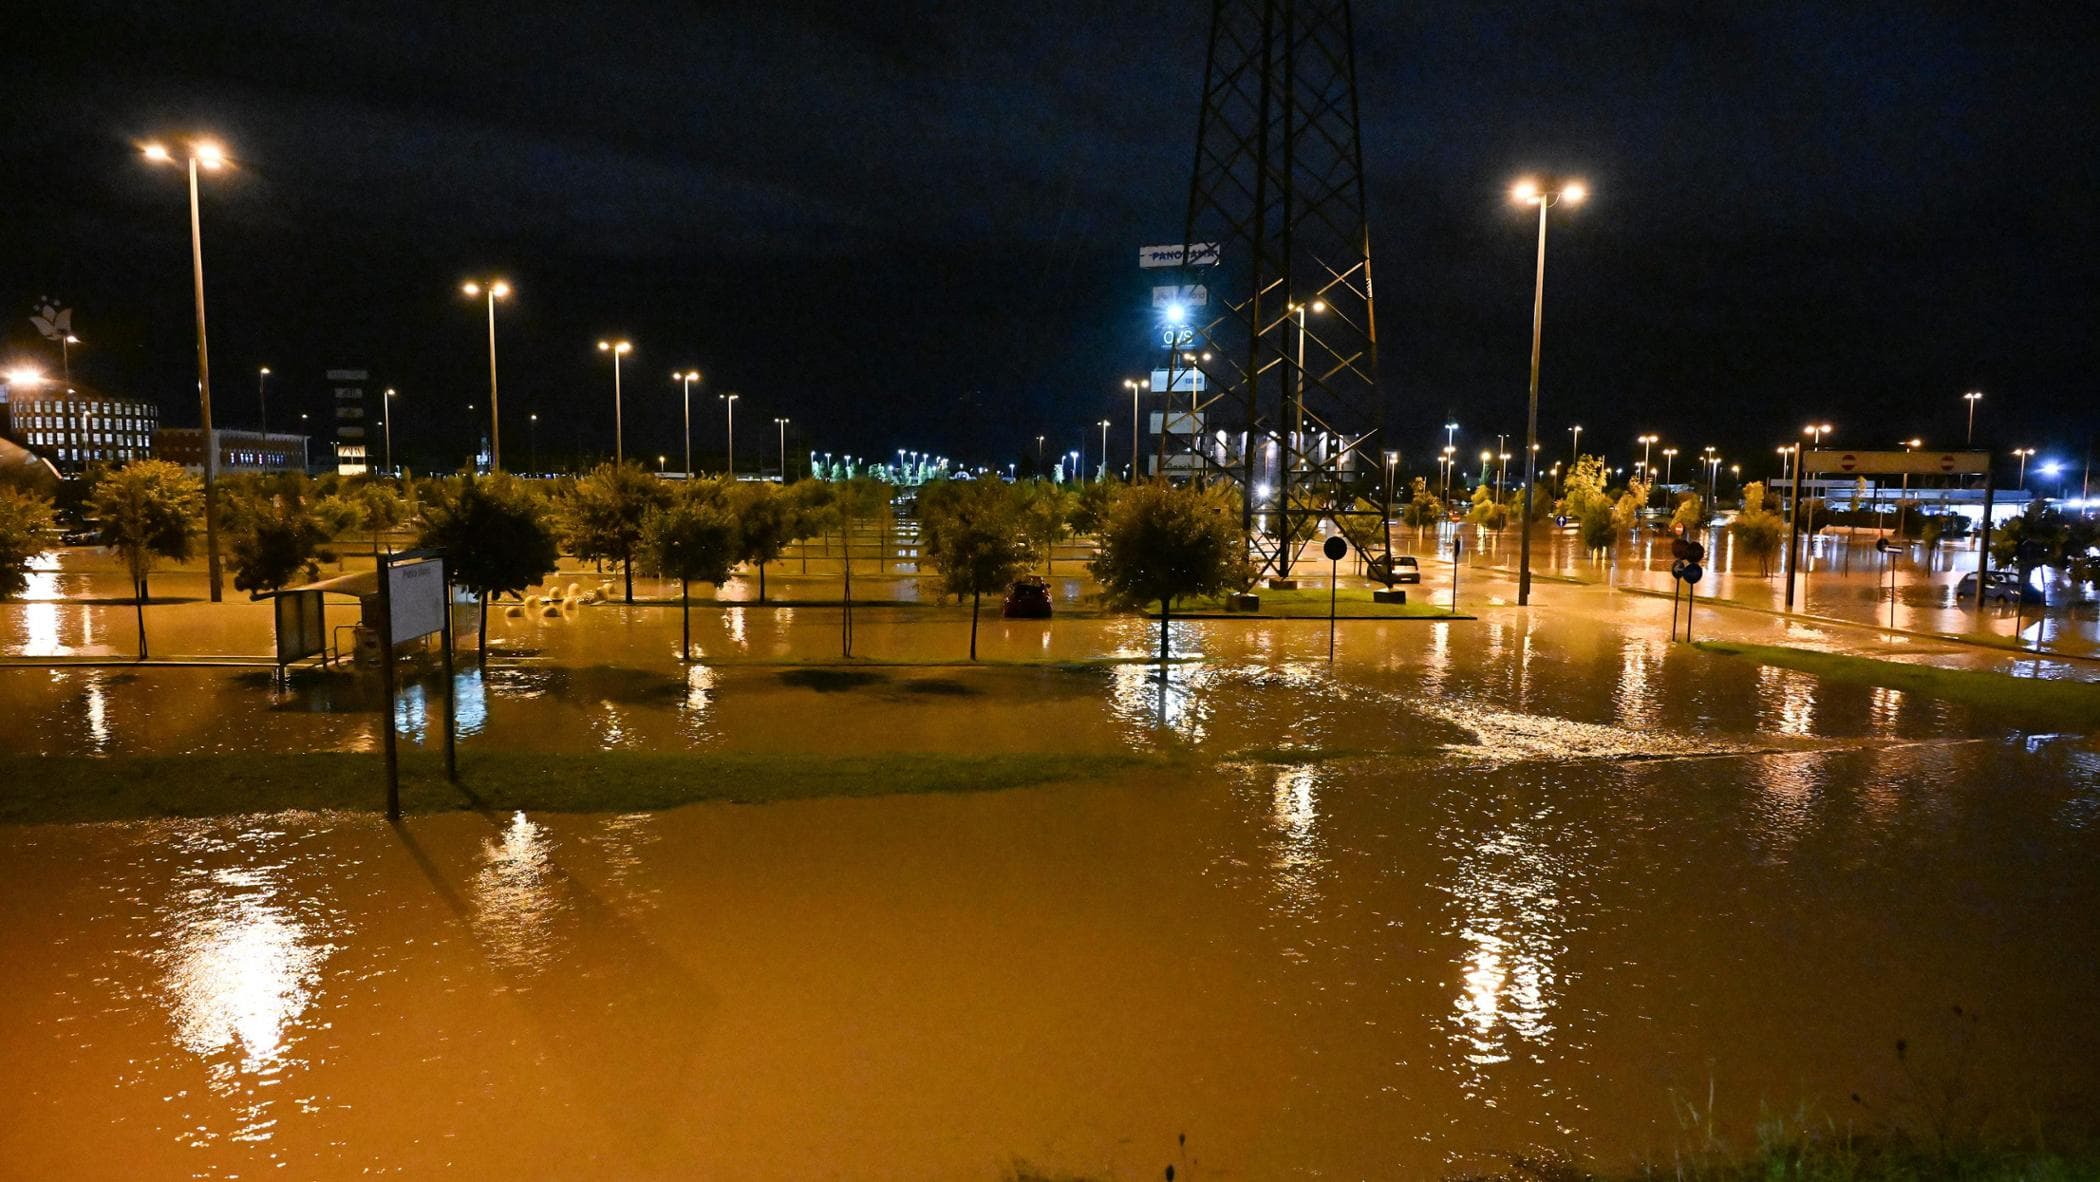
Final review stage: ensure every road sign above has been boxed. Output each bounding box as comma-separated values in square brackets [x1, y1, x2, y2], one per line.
[1875, 536, 1894, 553]
[1680, 562, 1704, 584]
[1671, 537, 1693, 561]
[1323, 535, 1348, 561]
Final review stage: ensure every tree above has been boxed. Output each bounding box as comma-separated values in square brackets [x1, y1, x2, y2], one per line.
[355, 480, 407, 557]
[1067, 479, 1119, 540]
[1578, 499, 1618, 554]
[1728, 481, 1785, 576]
[643, 484, 741, 661]
[87, 460, 202, 659]
[787, 480, 839, 574]
[729, 480, 794, 603]
[0, 487, 57, 601]
[1090, 482, 1250, 666]
[1400, 478, 1444, 537]
[230, 489, 335, 594]
[1015, 480, 1075, 574]
[558, 462, 668, 602]
[1669, 490, 1705, 533]
[417, 474, 560, 663]
[1611, 479, 1650, 537]
[1465, 482, 1508, 531]
[921, 480, 1029, 658]
[831, 476, 891, 656]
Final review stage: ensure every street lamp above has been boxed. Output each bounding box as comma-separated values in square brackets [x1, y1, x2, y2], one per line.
[776, 417, 790, 481]
[1569, 423, 1582, 465]
[142, 136, 231, 601]
[528, 412, 539, 473]
[1662, 446, 1678, 488]
[382, 387, 397, 476]
[1098, 419, 1110, 481]
[1123, 377, 1148, 482]
[1803, 422, 1834, 447]
[2013, 447, 2036, 489]
[1036, 434, 1046, 476]
[719, 392, 740, 476]
[673, 370, 701, 476]
[461, 279, 511, 470]
[1963, 390, 1983, 446]
[597, 339, 632, 464]
[257, 366, 270, 434]
[1636, 434, 1658, 501]
[1512, 175, 1586, 606]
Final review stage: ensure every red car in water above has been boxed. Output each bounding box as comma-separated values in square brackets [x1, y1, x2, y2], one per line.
[1001, 575, 1053, 618]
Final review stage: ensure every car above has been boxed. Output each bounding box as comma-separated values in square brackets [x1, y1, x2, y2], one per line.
[1001, 575, 1053, 618]
[1955, 570, 2042, 606]
[1367, 553, 1420, 585]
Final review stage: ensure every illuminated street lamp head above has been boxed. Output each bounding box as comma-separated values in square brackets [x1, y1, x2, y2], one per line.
[1562, 182, 1587, 203]
[142, 142, 171, 162]
[720, 392, 738, 402]
[4, 367, 46, 387]
[597, 340, 631, 355]
[1514, 178, 1585, 206]
[1512, 179, 1539, 203]
[193, 142, 226, 169]
[1310, 300, 1326, 314]
[259, 366, 270, 376]
[490, 280, 510, 298]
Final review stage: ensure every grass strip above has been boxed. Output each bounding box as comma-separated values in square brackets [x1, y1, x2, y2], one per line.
[1694, 641, 2100, 730]
[0, 750, 1176, 825]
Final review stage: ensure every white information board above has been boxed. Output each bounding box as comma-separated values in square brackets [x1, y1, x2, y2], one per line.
[386, 558, 446, 645]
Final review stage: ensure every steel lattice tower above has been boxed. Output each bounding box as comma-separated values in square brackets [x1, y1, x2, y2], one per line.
[1174, 0, 1387, 580]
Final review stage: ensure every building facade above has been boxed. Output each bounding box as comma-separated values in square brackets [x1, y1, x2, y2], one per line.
[329, 368, 370, 476]
[0, 378, 157, 476]
[154, 427, 310, 474]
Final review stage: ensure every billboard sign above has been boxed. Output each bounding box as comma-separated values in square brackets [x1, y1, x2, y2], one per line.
[1138, 242, 1222, 269]
[1802, 449, 1988, 476]
[1152, 284, 1208, 307]
[386, 557, 446, 645]
[274, 589, 326, 665]
[1150, 368, 1206, 393]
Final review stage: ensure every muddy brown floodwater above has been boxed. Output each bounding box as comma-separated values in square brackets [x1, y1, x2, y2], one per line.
[2, 605, 2097, 1178]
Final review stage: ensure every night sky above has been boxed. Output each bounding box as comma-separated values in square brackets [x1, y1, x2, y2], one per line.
[5, 2, 2096, 483]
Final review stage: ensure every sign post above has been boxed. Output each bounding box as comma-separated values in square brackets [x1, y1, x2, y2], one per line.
[375, 550, 456, 817]
[1324, 534, 1348, 661]
[1450, 534, 1462, 613]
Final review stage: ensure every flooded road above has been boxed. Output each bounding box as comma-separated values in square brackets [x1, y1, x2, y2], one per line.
[4, 580, 2099, 1176]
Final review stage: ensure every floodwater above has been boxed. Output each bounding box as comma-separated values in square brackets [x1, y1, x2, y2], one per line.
[4, 571, 2100, 1176]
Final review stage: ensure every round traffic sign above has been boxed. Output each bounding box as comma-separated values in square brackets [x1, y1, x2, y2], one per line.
[1682, 562, 1704, 584]
[1875, 536, 1893, 553]
[1322, 535, 1348, 562]
[1939, 453, 1957, 472]
[1838, 452, 1859, 472]
[1670, 558, 1689, 577]
[1671, 537, 1694, 561]
[1686, 541, 1707, 564]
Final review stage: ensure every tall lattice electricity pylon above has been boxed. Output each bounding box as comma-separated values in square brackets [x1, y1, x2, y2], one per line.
[1171, 0, 1389, 581]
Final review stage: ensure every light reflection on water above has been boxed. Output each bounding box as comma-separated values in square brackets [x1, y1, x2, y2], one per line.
[1445, 808, 1571, 1088]
[152, 825, 338, 1148]
[1267, 765, 1325, 917]
[470, 810, 566, 979]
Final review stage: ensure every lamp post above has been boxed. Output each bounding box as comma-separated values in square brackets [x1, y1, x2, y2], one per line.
[1637, 434, 1658, 502]
[1569, 423, 1582, 465]
[2013, 447, 2036, 490]
[1512, 176, 1587, 606]
[720, 392, 739, 476]
[1803, 422, 1833, 447]
[673, 370, 700, 476]
[597, 339, 632, 464]
[1964, 390, 1983, 446]
[258, 366, 270, 434]
[381, 387, 398, 476]
[1123, 377, 1147, 481]
[1662, 447, 1677, 488]
[1383, 449, 1399, 553]
[461, 280, 510, 470]
[1036, 434, 1045, 476]
[776, 417, 790, 481]
[142, 137, 229, 601]
[528, 413, 539, 473]
[1098, 419, 1110, 481]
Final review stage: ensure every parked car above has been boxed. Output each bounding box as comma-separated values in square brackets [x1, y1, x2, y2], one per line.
[1955, 570, 2042, 606]
[1367, 553, 1421, 585]
[1001, 575, 1053, 618]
